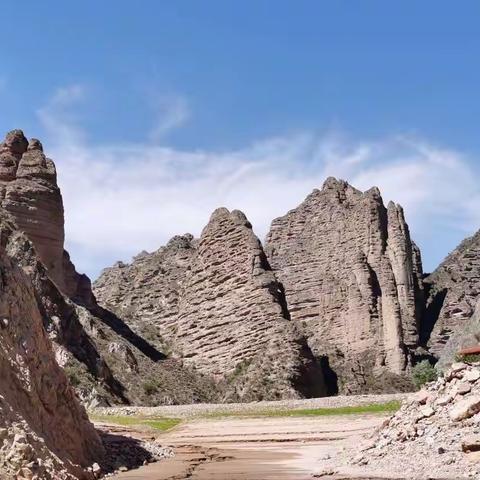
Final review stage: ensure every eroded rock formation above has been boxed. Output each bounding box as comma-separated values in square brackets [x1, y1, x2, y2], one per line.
[0, 214, 103, 479]
[265, 178, 424, 393]
[0, 130, 218, 407]
[94, 234, 197, 353]
[174, 208, 325, 401]
[0, 130, 86, 300]
[96, 209, 326, 401]
[423, 230, 480, 358]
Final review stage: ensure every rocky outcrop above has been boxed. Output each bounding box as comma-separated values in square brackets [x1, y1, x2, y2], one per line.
[435, 302, 480, 372]
[0, 130, 85, 300]
[0, 130, 218, 407]
[423, 230, 480, 358]
[353, 362, 480, 479]
[174, 208, 325, 401]
[0, 215, 103, 479]
[265, 178, 424, 394]
[96, 210, 326, 401]
[94, 234, 197, 353]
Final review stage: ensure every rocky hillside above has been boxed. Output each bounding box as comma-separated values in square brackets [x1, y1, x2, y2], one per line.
[96, 178, 426, 396]
[0, 214, 103, 479]
[97, 209, 326, 401]
[423, 230, 480, 358]
[94, 234, 197, 353]
[0, 130, 218, 407]
[354, 362, 480, 479]
[265, 178, 424, 393]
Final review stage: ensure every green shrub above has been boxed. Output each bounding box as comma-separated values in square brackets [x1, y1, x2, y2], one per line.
[455, 353, 480, 364]
[142, 379, 159, 396]
[412, 360, 437, 389]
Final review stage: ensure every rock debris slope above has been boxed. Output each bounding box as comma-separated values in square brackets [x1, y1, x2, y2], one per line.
[265, 178, 424, 394]
[423, 230, 480, 359]
[0, 130, 218, 407]
[0, 214, 103, 479]
[353, 362, 480, 479]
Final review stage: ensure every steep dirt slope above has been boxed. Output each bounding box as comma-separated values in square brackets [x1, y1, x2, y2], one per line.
[0, 215, 103, 479]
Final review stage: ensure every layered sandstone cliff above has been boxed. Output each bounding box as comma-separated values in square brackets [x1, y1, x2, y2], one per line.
[96, 210, 326, 401]
[0, 214, 103, 479]
[265, 178, 424, 393]
[0, 130, 89, 303]
[96, 178, 426, 396]
[174, 208, 325, 401]
[423, 230, 480, 358]
[0, 130, 217, 406]
[94, 234, 197, 353]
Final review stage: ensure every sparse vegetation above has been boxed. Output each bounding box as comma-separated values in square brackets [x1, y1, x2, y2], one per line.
[412, 360, 437, 389]
[64, 361, 96, 389]
[142, 378, 160, 396]
[90, 414, 180, 431]
[205, 400, 401, 418]
[455, 352, 480, 364]
[227, 358, 253, 383]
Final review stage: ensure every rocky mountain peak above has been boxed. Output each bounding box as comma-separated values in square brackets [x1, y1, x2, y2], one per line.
[3, 129, 29, 158]
[265, 178, 424, 393]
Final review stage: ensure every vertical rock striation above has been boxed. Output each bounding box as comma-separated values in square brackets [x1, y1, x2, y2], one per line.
[94, 234, 197, 351]
[265, 178, 424, 393]
[95, 209, 326, 401]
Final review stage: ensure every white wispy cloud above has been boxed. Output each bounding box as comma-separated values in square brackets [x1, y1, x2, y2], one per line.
[37, 86, 480, 279]
[36, 84, 86, 144]
[149, 94, 190, 142]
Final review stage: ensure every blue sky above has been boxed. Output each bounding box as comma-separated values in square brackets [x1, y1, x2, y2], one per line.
[1, 1, 480, 278]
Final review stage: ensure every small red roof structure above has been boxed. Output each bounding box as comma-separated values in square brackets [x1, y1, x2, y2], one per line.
[458, 345, 480, 355]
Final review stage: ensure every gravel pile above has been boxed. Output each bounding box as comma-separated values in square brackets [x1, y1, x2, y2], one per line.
[353, 362, 480, 479]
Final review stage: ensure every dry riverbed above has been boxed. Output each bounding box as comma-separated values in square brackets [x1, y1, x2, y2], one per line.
[90, 394, 413, 480]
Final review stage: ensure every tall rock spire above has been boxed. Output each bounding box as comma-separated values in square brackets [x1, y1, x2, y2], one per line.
[265, 178, 424, 393]
[0, 129, 92, 304]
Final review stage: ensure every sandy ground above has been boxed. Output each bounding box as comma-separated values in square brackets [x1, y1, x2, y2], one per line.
[102, 414, 398, 480]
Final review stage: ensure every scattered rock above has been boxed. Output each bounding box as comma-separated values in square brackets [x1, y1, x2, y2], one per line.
[462, 435, 480, 452]
[455, 382, 472, 396]
[450, 396, 480, 421]
[465, 370, 480, 383]
[356, 364, 480, 479]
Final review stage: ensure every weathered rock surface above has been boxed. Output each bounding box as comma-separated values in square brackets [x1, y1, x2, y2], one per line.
[0, 214, 103, 479]
[355, 363, 480, 479]
[265, 178, 424, 394]
[0, 130, 87, 301]
[97, 209, 326, 401]
[424, 230, 480, 359]
[0, 130, 218, 407]
[174, 208, 325, 401]
[94, 234, 197, 353]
